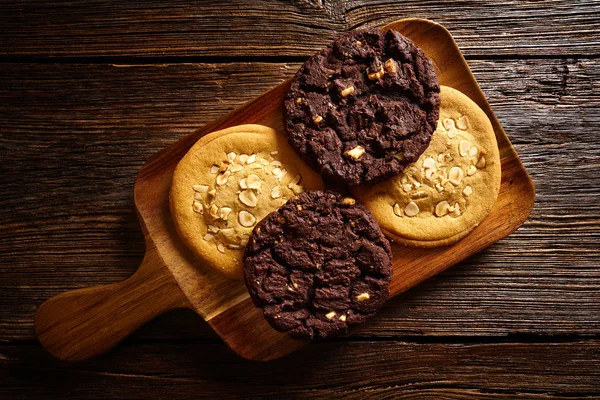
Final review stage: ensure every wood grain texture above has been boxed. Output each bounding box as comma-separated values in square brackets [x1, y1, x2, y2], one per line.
[2, 340, 599, 398]
[1, 1, 599, 58]
[1, 0, 599, 396]
[27, 18, 535, 362]
[34, 242, 190, 362]
[345, 0, 600, 56]
[0, 0, 345, 58]
[1, 59, 598, 341]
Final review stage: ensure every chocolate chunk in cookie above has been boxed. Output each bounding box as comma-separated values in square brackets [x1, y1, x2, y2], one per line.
[284, 28, 440, 186]
[243, 190, 393, 340]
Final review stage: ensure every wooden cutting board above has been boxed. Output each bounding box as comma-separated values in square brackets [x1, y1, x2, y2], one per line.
[35, 18, 535, 362]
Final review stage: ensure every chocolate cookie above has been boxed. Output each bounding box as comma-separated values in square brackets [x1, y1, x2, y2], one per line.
[243, 190, 393, 340]
[283, 28, 440, 186]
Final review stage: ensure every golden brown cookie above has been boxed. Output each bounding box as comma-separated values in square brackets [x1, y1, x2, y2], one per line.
[170, 124, 325, 279]
[351, 86, 501, 247]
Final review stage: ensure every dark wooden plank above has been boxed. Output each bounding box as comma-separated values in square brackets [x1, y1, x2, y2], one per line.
[345, 0, 600, 57]
[1, 341, 599, 398]
[0, 1, 599, 58]
[1, 59, 599, 341]
[0, 0, 345, 58]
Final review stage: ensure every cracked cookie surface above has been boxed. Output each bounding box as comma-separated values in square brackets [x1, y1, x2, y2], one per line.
[283, 28, 440, 186]
[243, 190, 393, 340]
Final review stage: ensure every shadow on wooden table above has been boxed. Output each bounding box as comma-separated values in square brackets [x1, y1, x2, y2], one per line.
[7, 251, 482, 397]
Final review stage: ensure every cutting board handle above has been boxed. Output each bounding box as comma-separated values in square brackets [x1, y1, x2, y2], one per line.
[35, 245, 190, 362]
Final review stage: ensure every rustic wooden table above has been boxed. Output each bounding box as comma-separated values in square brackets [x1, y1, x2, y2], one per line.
[1, 1, 599, 398]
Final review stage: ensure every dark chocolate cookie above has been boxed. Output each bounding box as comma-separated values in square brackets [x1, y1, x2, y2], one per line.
[243, 190, 393, 340]
[283, 28, 440, 185]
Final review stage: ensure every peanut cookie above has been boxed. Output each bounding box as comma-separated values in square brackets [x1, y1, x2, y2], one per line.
[351, 86, 501, 247]
[170, 124, 324, 280]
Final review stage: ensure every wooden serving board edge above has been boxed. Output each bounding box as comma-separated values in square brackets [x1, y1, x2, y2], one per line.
[132, 18, 536, 361]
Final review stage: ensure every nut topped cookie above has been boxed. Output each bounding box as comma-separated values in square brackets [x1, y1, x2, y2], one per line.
[351, 86, 502, 247]
[283, 28, 440, 186]
[170, 125, 324, 280]
[243, 191, 393, 340]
